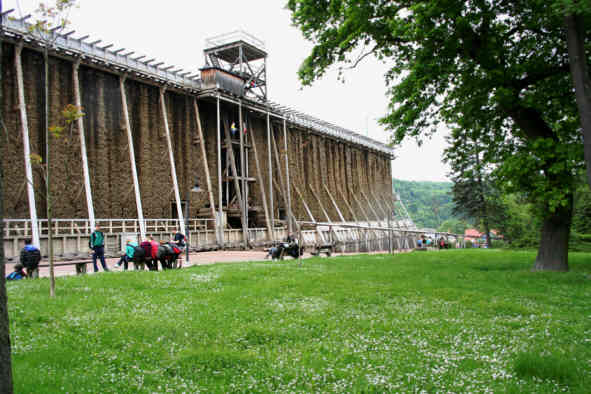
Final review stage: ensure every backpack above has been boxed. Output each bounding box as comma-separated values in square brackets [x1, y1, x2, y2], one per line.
[140, 241, 152, 257]
[7, 271, 25, 281]
[22, 248, 41, 269]
[132, 245, 146, 261]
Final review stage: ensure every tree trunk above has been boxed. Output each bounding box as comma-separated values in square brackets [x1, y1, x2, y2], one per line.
[44, 48, 55, 297]
[0, 4, 15, 389]
[565, 14, 591, 189]
[483, 219, 492, 248]
[533, 195, 573, 272]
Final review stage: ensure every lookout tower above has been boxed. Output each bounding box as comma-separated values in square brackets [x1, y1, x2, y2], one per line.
[201, 31, 268, 101]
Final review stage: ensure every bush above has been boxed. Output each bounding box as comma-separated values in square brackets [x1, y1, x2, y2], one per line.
[569, 232, 591, 252]
[465, 240, 473, 248]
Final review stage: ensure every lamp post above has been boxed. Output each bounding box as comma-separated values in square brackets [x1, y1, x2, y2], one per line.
[184, 176, 203, 266]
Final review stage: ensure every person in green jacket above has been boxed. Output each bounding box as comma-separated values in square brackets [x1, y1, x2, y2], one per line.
[116, 238, 138, 271]
[89, 225, 109, 272]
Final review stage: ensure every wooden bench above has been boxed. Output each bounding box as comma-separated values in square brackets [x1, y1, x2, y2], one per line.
[310, 244, 333, 257]
[38, 260, 92, 275]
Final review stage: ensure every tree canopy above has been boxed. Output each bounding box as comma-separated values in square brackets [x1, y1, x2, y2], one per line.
[288, 0, 590, 271]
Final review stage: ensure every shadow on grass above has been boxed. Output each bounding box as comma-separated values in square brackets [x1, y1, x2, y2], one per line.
[513, 351, 580, 384]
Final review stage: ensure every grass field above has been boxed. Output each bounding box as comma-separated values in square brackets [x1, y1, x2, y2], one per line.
[6, 250, 591, 392]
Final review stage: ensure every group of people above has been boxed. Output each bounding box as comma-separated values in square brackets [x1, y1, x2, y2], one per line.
[265, 233, 302, 260]
[114, 229, 185, 271]
[6, 227, 187, 281]
[6, 239, 41, 281]
[416, 235, 450, 249]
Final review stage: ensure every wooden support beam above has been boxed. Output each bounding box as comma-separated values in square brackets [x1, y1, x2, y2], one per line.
[15, 41, 40, 248]
[222, 115, 248, 247]
[248, 121, 273, 240]
[159, 88, 185, 236]
[216, 95, 224, 246]
[336, 186, 358, 222]
[293, 185, 325, 243]
[238, 100, 247, 245]
[270, 124, 288, 215]
[308, 184, 331, 223]
[323, 184, 346, 222]
[193, 99, 217, 224]
[369, 189, 389, 222]
[119, 74, 146, 239]
[360, 189, 381, 222]
[266, 112, 274, 240]
[283, 120, 293, 233]
[73, 59, 96, 232]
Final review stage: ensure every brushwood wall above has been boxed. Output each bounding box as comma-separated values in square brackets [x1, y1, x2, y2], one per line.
[1, 42, 392, 224]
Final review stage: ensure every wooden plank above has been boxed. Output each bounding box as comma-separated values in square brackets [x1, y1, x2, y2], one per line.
[73, 59, 96, 232]
[159, 88, 185, 236]
[336, 186, 358, 222]
[360, 189, 381, 221]
[15, 41, 40, 247]
[369, 189, 389, 221]
[221, 115, 248, 246]
[293, 184, 326, 243]
[270, 124, 288, 212]
[323, 184, 346, 222]
[308, 184, 332, 223]
[193, 99, 217, 223]
[248, 123, 273, 240]
[120, 74, 146, 239]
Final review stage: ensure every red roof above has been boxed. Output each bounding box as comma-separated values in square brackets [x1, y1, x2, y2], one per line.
[464, 228, 482, 238]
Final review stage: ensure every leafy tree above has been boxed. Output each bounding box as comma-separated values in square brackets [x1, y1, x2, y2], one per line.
[0, 1, 14, 390]
[24, 0, 77, 297]
[393, 179, 455, 228]
[437, 218, 469, 235]
[444, 127, 507, 247]
[572, 181, 591, 233]
[288, 0, 587, 271]
[559, 1, 591, 187]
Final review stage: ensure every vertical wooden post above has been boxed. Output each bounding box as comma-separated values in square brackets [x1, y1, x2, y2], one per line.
[221, 116, 247, 246]
[216, 95, 224, 247]
[283, 119, 293, 234]
[238, 100, 248, 246]
[192, 99, 217, 230]
[267, 111, 274, 240]
[159, 88, 185, 236]
[73, 59, 96, 232]
[119, 74, 146, 239]
[15, 42, 40, 248]
[249, 124, 273, 240]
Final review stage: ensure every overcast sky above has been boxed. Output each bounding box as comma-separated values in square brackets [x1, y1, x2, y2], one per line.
[7, 0, 451, 182]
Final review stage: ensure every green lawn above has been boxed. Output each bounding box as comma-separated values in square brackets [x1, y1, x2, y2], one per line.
[6, 250, 591, 392]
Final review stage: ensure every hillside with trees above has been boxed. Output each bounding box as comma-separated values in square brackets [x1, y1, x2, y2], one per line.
[393, 179, 461, 230]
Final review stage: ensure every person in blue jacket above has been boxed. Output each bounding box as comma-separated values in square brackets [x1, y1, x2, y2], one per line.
[6, 263, 27, 281]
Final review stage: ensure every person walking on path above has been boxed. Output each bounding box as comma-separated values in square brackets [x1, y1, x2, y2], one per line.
[89, 225, 109, 272]
[20, 238, 41, 278]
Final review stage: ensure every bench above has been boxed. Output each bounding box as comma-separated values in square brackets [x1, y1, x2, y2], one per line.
[39, 260, 92, 275]
[310, 243, 333, 257]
